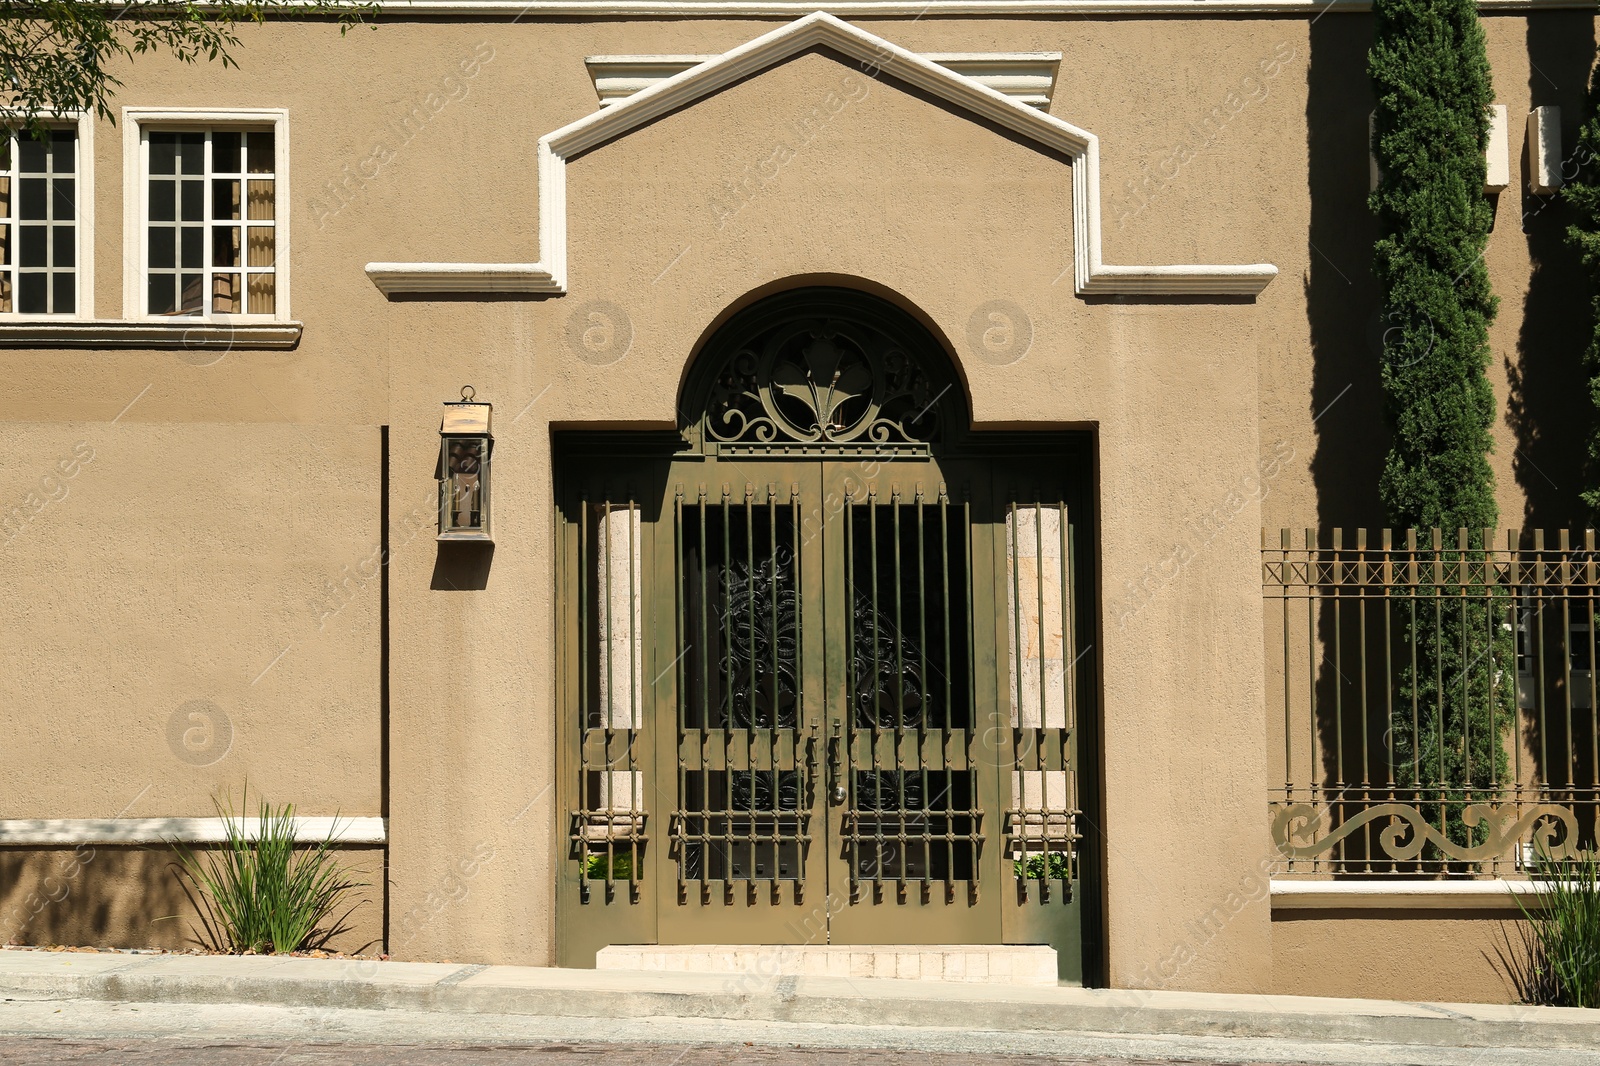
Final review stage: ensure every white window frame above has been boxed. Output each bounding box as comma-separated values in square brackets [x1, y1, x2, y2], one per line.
[0, 110, 95, 320]
[122, 108, 290, 323]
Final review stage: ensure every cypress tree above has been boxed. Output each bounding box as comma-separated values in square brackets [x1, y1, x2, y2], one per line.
[1369, 0, 1511, 856]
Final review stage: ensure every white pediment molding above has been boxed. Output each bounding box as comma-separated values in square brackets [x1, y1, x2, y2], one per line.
[365, 11, 1277, 298]
[586, 52, 1061, 109]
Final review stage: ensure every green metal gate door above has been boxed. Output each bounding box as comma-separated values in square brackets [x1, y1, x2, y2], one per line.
[555, 288, 1090, 975]
[819, 460, 1003, 943]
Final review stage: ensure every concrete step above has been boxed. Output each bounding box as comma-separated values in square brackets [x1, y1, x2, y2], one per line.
[595, 944, 1058, 985]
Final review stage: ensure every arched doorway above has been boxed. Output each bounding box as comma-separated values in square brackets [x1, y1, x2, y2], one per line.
[554, 288, 1095, 979]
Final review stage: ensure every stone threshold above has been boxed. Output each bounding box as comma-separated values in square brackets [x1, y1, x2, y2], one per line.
[596, 944, 1058, 985]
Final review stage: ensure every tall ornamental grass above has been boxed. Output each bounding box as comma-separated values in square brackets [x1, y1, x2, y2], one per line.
[1513, 845, 1600, 1007]
[168, 789, 365, 954]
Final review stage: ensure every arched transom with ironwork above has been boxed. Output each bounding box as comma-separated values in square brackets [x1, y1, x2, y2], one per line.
[681, 288, 968, 457]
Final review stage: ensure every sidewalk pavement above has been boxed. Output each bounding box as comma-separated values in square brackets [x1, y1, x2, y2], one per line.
[1, 947, 1597, 1061]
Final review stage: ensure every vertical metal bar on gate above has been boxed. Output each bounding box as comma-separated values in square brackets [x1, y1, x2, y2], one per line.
[965, 496, 978, 902]
[698, 487, 710, 898]
[892, 485, 908, 898]
[675, 486, 688, 901]
[627, 497, 640, 900]
[869, 487, 884, 894]
[1063, 500, 1076, 886]
[916, 485, 931, 893]
[941, 485, 955, 901]
[577, 495, 592, 900]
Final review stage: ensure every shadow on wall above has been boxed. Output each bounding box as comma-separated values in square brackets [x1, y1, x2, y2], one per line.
[0, 846, 384, 952]
[1307, 14, 1386, 529]
[1304, 17, 1390, 797]
[1509, 13, 1598, 529]
[432, 542, 495, 591]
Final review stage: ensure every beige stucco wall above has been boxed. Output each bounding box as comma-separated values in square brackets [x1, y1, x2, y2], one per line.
[1274, 911, 1528, 1004]
[0, 10, 1592, 998]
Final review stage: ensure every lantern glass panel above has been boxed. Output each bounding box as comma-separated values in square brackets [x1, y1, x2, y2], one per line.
[445, 437, 487, 532]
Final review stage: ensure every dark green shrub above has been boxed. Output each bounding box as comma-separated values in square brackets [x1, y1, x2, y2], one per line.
[1369, 0, 1512, 853]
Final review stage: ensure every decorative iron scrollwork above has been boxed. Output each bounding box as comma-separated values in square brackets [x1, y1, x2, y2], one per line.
[704, 321, 941, 452]
[1272, 801, 1582, 864]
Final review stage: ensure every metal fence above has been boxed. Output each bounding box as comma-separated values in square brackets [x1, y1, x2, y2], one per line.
[1264, 529, 1600, 877]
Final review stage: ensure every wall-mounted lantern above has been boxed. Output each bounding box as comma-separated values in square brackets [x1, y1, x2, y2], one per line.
[439, 385, 492, 542]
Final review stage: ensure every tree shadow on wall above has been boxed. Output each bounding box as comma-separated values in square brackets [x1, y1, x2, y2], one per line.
[1304, 17, 1388, 841]
[1306, 14, 1385, 532]
[1508, 14, 1597, 530]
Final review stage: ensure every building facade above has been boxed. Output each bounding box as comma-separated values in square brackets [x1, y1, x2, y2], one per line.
[2, 0, 1597, 1004]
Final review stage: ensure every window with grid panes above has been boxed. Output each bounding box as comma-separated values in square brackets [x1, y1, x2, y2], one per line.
[146, 129, 276, 316]
[0, 128, 79, 314]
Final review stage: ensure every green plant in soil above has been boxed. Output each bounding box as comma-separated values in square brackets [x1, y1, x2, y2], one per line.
[166, 787, 365, 954]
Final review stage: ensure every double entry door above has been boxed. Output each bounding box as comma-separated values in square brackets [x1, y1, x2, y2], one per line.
[557, 447, 1083, 962]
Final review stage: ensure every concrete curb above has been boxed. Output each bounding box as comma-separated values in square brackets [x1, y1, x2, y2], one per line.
[2, 951, 1598, 1051]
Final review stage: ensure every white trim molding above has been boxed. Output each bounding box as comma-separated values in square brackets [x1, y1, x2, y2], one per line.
[367, 12, 1276, 298]
[0, 109, 96, 321]
[0, 817, 386, 846]
[120, 108, 292, 323]
[0, 319, 302, 348]
[585, 51, 1061, 109]
[1272, 878, 1569, 911]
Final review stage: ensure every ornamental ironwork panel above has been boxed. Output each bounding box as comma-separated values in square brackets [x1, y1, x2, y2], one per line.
[671, 482, 816, 902]
[681, 288, 965, 458]
[1264, 528, 1600, 876]
[839, 483, 986, 902]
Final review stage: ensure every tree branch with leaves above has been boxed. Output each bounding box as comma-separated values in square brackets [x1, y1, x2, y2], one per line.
[0, 0, 377, 136]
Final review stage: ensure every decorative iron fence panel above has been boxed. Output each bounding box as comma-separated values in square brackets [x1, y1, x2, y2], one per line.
[1264, 529, 1600, 877]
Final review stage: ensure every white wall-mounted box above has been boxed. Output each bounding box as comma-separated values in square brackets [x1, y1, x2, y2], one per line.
[1528, 105, 1562, 194]
[1486, 104, 1510, 192]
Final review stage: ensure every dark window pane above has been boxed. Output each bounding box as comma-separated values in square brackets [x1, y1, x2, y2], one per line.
[52, 271, 73, 314]
[18, 137, 45, 174]
[19, 177, 44, 220]
[148, 226, 175, 269]
[177, 133, 203, 175]
[150, 180, 175, 222]
[52, 224, 73, 268]
[180, 180, 202, 221]
[147, 272, 175, 315]
[149, 133, 179, 175]
[212, 225, 239, 267]
[49, 130, 75, 172]
[19, 225, 44, 267]
[51, 177, 73, 220]
[246, 132, 273, 174]
[212, 131, 241, 172]
[18, 272, 46, 313]
[211, 178, 240, 221]
[179, 272, 202, 313]
[180, 226, 203, 269]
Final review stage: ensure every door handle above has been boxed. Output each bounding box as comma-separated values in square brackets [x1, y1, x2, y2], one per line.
[827, 718, 846, 804]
